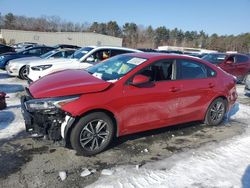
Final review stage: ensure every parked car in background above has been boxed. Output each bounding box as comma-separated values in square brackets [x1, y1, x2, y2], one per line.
[53, 44, 80, 49]
[202, 53, 227, 65]
[187, 53, 207, 58]
[21, 53, 237, 156]
[0, 46, 55, 69]
[12, 42, 39, 52]
[217, 53, 250, 83]
[158, 50, 183, 54]
[0, 44, 15, 54]
[137, 48, 158, 52]
[26, 46, 141, 81]
[6, 48, 76, 79]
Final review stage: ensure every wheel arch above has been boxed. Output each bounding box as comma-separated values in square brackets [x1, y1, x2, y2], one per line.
[19, 65, 27, 78]
[64, 108, 118, 147]
[203, 95, 228, 122]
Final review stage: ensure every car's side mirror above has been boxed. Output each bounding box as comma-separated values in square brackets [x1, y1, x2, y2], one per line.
[130, 74, 150, 86]
[86, 56, 95, 62]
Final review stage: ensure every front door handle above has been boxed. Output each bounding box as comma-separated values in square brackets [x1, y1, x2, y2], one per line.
[169, 87, 180, 92]
[209, 83, 215, 88]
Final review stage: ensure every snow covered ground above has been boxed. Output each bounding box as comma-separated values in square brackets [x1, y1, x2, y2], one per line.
[1, 69, 250, 187]
[88, 103, 250, 188]
[0, 71, 26, 139]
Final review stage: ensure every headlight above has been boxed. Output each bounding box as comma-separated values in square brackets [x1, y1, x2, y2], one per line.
[31, 64, 52, 71]
[25, 95, 80, 112]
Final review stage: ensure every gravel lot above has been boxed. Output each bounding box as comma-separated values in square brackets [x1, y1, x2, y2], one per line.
[0, 69, 249, 187]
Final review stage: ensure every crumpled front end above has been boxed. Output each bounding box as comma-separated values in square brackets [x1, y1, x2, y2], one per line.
[20, 88, 77, 141]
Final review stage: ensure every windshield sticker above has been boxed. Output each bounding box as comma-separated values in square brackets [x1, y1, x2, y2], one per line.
[127, 58, 146, 65]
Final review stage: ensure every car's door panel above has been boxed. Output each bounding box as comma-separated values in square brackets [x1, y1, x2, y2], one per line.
[120, 59, 183, 134]
[121, 81, 182, 134]
[173, 59, 218, 122]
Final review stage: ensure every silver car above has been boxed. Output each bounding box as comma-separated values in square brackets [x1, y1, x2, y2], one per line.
[6, 48, 75, 79]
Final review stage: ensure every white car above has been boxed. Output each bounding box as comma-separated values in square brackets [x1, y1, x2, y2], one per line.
[6, 48, 75, 79]
[27, 46, 141, 81]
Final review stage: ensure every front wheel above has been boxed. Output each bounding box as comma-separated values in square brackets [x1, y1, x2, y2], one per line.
[19, 66, 28, 80]
[70, 112, 114, 156]
[204, 98, 226, 126]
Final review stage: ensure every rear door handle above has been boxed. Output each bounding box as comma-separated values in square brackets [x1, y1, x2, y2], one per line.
[209, 83, 215, 88]
[169, 87, 180, 92]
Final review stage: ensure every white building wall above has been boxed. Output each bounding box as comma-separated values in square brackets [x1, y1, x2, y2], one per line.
[0, 29, 123, 47]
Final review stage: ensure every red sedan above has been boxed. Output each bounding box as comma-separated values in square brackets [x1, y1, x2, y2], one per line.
[21, 53, 237, 156]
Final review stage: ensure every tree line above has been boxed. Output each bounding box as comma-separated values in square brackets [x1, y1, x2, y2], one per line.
[0, 13, 249, 53]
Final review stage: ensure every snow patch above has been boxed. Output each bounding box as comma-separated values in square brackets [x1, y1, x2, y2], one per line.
[80, 168, 91, 177]
[59, 171, 67, 181]
[101, 169, 114, 176]
[0, 70, 26, 139]
[88, 103, 250, 188]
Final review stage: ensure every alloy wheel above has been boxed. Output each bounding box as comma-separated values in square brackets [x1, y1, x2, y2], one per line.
[79, 119, 109, 151]
[209, 101, 225, 124]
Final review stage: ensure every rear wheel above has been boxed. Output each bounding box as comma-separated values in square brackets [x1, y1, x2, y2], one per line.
[19, 66, 28, 80]
[205, 98, 226, 126]
[70, 112, 114, 156]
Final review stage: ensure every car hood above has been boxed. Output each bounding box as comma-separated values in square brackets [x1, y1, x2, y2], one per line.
[28, 58, 77, 66]
[29, 69, 111, 98]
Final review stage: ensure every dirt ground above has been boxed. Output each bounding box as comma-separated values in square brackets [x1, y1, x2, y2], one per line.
[0, 85, 249, 188]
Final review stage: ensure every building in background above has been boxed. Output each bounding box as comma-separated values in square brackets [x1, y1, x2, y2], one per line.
[0, 29, 123, 47]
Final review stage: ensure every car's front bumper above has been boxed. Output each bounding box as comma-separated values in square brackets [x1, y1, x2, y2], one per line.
[27, 67, 46, 81]
[5, 64, 20, 76]
[20, 93, 74, 141]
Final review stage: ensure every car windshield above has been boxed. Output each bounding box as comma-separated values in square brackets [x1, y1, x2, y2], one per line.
[87, 55, 147, 82]
[40, 50, 56, 59]
[202, 53, 226, 64]
[70, 47, 93, 59]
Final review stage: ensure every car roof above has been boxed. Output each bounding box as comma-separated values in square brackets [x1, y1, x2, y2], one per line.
[122, 52, 216, 66]
[226, 53, 249, 56]
[86, 46, 141, 52]
[54, 48, 76, 52]
[125, 52, 197, 59]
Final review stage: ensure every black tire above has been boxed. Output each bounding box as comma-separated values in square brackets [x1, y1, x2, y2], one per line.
[204, 98, 226, 126]
[70, 112, 114, 156]
[19, 66, 28, 80]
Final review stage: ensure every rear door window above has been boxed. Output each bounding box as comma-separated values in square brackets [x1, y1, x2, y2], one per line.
[176, 59, 211, 80]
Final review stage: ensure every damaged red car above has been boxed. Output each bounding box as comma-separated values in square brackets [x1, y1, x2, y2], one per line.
[21, 53, 237, 156]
